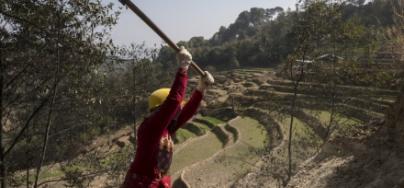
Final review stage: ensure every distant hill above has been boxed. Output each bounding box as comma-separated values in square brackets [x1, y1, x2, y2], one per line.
[155, 0, 396, 71]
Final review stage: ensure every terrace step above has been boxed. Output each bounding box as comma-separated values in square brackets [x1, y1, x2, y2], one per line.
[172, 120, 240, 187]
[240, 90, 389, 118]
[266, 80, 399, 97]
[183, 117, 267, 187]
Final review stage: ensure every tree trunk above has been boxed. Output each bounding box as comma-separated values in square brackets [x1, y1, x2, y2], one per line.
[33, 9, 62, 186]
[327, 28, 338, 139]
[26, 168, 29, 188]
[132, 60, 137, 145]
[287, 49, 306, 183]
[33, 59, 59, 188]
[0, 39, 6, 188]
[287, 89, 297, 181]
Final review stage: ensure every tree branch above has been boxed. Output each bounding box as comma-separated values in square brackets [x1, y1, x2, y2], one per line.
[0, 8, 49, 35]
[3, 96, 49, 157]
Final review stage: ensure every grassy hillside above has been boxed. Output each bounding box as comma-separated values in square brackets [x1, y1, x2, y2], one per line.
[19, 67, 402, 188]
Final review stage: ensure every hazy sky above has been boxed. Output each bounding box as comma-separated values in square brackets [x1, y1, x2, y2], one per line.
[103, 0, 297, 46]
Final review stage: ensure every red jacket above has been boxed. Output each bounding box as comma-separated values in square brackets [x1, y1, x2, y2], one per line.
[123, 68, 203, 188]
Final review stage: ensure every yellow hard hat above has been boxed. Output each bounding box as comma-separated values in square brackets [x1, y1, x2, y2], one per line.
[148, 88, 187, 111]
[148, 88, 170, 111]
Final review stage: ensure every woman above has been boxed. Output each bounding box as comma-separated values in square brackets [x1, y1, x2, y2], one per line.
[122, 47, 214, 188]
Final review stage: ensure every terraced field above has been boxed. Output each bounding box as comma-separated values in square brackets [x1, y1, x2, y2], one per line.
[29, 68, 399, 188]
[194, 68, 397, 187]
[170, 116, 228, 185]
[170, 118, 226, 174]
[167, 67, 398, 187]
[182, 117, 267, 187]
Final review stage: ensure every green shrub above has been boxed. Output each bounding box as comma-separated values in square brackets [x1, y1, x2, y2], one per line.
[61, 163, 90, 188]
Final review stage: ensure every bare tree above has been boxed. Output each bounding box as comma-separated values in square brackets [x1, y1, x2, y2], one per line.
[284, 0, 327, 182]
[285, 3, 310, 181]
[33, 2, 63, 187]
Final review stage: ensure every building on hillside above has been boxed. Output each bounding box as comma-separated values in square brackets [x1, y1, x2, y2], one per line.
[292, 59, 315, 75]
[292, 54, 344, 76]
[315, 54, 344, 63]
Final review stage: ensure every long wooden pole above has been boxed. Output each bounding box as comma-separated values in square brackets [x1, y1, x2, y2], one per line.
[119, 0, 206, 76]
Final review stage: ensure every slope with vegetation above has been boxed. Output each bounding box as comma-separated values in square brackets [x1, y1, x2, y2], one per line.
[1, 0, 403, 187]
